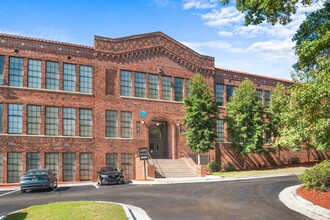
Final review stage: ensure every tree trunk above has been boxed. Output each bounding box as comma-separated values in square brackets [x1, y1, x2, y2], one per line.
[243, 155, 247, 170]
[277, 147, 281, 165]
[197, 153, 201, 165]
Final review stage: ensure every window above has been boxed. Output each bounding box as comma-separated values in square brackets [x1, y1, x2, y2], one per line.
[8, 104, 23, 134]
[27, 105, 41, 135]
[0, 55, 4, 85]
[7, 152, 22, 183]
[135, 72, 146, 98]
[26, 153, 41, 170]
[63, 108, 76, 136]
[148, 74, 158, 99]
[45, 153, 58, 174]
[121, 112, 132, 138]
[62, 153, 76, 182]
[121, 153, 133, 180]
[226, 85, 234, 103]
[80, 65, 92, 93]
[9, 57, 24, 87]
[265, 130, 272, 143]
[27, 59, 41, 88]
[185, 79, 190, 96]
[162, 76, 172, 100]
[215, 84, 224, 106]
[264, 90, 271, 106]
[106, 111, 117, 137]
[120, 70, 132, 96]
[174, 78, 184, 102]
[80, 109, 92, 137]
[0, 103, 3, 133]
[0, 154, 2, 183]
[63, 63, 76, 91]
[106, 153, 118, 167]
[180, 125, 185, 135]
[136, 121, 140, 133]
[216, 120, 225, 142]
[45, 107, 59, 135]
[46, 61, 59, 90]
[80, 153, 92, 181]
[256, 89, 263, 104]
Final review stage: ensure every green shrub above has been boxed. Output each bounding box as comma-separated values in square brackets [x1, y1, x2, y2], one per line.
[223, 162, 236, 171]
[288, 156, 300, 164]
[207, 161, 221, 172]
[299, 160, 330, 192]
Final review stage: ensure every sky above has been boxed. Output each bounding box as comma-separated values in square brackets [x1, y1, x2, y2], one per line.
[0, 0, 320, 80]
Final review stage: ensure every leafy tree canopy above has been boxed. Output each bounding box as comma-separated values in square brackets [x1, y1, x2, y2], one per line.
[225, 80, 265, 157]
[183, 73, 219, 158]
[221, 0, 320, 25]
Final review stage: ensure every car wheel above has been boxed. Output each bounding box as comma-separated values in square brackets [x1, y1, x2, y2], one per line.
[21, 189, 26, 193]
[121, 180, 125, 184]
[98, 178, 103, 186]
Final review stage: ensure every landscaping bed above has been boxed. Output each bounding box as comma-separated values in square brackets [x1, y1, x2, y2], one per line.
[296, 187, 330, 210]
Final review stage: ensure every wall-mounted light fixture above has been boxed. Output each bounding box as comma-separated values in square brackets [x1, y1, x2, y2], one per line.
[158, 68, 163, 74]
[156, 122, 160, 126]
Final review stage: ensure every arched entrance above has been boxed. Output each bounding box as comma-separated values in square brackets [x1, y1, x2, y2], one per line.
[149, 121, 168, 159]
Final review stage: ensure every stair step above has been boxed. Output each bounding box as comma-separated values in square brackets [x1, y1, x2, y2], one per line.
[153, 159, 197, 178]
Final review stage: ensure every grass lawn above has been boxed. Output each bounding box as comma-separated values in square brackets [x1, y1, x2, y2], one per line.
[211, 166, 310, 178]
[6, 201, 128, 220]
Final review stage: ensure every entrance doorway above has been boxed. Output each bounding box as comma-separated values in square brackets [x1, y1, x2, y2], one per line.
[149, 121, 168, 159]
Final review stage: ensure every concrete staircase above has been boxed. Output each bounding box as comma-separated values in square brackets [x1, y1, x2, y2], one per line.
[153, 159, 196, 178]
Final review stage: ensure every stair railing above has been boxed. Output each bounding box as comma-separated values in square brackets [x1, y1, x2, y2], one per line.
[178, 150, 199, 177]
[147, 152, 165, 178]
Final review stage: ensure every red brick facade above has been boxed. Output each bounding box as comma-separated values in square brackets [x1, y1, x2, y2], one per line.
[0, 32, 327, 183]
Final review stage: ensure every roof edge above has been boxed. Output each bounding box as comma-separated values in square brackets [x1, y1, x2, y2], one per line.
[0, 32, 93, 49]
[94, 31, 214, 61]
[216, 67, 291, 83]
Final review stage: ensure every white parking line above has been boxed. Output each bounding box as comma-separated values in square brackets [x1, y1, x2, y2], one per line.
[93, 183, 99, 189]
[0, 190, 19, 197]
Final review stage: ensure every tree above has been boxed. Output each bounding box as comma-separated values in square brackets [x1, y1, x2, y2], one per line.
[183, 73, 219, 165]
[277, 1, 330, 152]
[225, 80, 265, 169]
[222, 0, 330, 152]
[221, 0, 320, 25]
[268, 83, 289, 164]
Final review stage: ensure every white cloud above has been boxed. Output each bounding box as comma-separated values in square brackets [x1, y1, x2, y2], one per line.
[181, 40, 232, 53]
[182, 0, 218, 10]
[202, 7, 244, 26]
[217, 31, 233, 37]
[246, 39, 296, 60]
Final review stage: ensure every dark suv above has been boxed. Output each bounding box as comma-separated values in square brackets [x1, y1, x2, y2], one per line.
[97, 167, 125, 185]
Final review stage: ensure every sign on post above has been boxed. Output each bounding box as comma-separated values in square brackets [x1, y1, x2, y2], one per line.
[139, 148, 148, 160]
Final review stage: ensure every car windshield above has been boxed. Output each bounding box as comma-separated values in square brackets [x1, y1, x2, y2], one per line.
[25, 170, 48, 175]
[100, 167, 120, 172]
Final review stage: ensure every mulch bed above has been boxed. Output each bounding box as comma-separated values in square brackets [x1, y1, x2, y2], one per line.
[296, 186, 330, 210]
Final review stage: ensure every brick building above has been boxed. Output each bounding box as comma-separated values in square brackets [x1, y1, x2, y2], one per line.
[0, 32, 320, 183]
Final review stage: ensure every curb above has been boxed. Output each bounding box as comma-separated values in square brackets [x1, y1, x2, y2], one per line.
[279, 185, 330, 220]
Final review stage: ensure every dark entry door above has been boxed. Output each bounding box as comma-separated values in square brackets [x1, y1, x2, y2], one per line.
[149, 121, 168, 159]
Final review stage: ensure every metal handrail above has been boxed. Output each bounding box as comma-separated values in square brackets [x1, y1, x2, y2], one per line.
[178, 150, 199, 176]
[147, 152, 165, 178]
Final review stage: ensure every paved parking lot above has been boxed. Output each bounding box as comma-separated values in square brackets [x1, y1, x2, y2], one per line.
[0, 176, 311, 220]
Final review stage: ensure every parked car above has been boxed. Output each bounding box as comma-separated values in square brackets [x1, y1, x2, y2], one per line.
[20, 169, 58, 193]
[97, 167, 125, 185]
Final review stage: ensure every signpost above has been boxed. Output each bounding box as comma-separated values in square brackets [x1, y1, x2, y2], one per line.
[139, 148, 148, 180]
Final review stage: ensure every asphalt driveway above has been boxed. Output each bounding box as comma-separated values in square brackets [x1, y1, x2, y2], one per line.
[0, 176, 311, 220]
